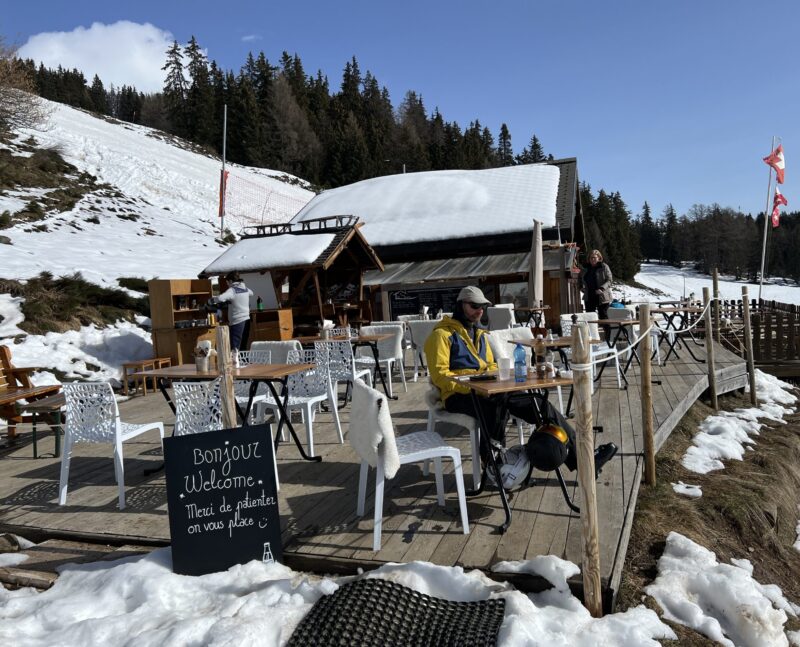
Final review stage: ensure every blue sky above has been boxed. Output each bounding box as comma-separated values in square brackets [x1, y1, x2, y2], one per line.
[6, 0, 799, 219]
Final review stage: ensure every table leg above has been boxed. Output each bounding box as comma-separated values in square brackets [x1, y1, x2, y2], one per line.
[143, 377, 173, 476]
[264, 379, 322, 463]
[465, 390, 512, 533]
[367, 340, 397, 400]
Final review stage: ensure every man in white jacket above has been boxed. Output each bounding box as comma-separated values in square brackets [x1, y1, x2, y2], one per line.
[213, 272, 253, 351]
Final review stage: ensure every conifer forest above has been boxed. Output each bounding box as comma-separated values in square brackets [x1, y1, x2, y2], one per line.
[10, 38, 800, 284]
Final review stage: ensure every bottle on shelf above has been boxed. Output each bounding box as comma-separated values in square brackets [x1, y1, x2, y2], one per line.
[514, 343, 527, 382]
[533, 336, 547, 379]
[256, 296, 264, 311]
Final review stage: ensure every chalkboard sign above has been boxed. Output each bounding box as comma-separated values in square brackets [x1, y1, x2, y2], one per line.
[389, 286, 465, 319]
[163, 424, 282, 576]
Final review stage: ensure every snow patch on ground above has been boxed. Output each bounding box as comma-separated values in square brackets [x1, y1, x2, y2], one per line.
[681, 370, 796, 474]
[646, 532, 798, 647]
[671, 481, 702, 498]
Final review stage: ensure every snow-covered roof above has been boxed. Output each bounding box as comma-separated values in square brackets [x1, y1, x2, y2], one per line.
[291, 164, 561, 247]
[200, 233, 336, 275]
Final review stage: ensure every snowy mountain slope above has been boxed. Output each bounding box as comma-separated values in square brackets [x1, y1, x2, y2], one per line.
[0, 98, 314, 287]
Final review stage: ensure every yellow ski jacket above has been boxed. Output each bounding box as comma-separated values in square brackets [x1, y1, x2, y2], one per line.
[423, 316, 496, 402]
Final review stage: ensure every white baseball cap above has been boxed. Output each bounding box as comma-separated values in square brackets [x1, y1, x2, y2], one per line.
[457, 286, 492, 306]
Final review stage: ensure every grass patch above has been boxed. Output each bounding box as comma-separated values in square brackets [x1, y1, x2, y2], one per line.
[118, 277, 149, 293]
[616, 391, 800, 643]
[0, 272, 149, 335]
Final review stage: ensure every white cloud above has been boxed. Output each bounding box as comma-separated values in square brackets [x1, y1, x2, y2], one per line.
[18, 21, 174, 93]
[241, 34, 261, 42]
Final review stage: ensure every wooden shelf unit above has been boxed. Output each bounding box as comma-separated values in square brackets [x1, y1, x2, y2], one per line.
[148, 279, 217, 365]
[250, 309, 293, 342]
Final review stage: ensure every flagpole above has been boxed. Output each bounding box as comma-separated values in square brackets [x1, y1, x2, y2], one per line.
[758, 136, 776, 301]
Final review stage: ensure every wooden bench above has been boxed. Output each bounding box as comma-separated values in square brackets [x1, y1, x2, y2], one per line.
[121, 357, 171, 396]
[1, 345, 61, 444]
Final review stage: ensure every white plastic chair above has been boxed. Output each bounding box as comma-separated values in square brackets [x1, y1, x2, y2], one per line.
[349, 379, 469, 551]
[316, 340, 372, 406]
[424, 385, 482, 489]
[487, 306, 515, 330]
[249, 340, 302, 365]
[173, 378, 223, 436]
[233, 350, 272, 421]
[59, 382, 165, 510]
[355, 324, 408, 398]
[486, 328, 565, 416]
[560, 313, 622, 390]
[255, 349, 343, 457]
[406, 319, 439, 381]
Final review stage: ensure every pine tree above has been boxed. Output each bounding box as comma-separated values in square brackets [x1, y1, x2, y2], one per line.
[162, 40, 187, 137]
[515, 134, 547, 164]
[88, 75, 107, 114]
[497, 123, 513, 166]
[184, 36, 214, 146]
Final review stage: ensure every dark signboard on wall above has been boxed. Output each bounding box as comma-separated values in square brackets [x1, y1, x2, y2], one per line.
[164, 424, 281, 576]
[389, 286, 465, 319]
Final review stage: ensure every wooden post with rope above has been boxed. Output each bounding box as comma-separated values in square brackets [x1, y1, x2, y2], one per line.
[712, 267, 721, 345]
[571, 320, 602, 617]
[216, 325, 238, 428]
[639, 303, 656, 485]
[703, 287, 718, 411]
[741, 286, 758, 407]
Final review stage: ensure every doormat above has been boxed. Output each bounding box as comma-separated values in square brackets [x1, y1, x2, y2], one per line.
[288, 577, 505, 646]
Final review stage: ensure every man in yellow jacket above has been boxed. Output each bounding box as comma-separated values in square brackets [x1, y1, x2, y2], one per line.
[425, 286, 616, 478]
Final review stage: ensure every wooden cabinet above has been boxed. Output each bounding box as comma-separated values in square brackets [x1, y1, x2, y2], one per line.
[148, 279, 217, 365]
[250, 309, 293, 341]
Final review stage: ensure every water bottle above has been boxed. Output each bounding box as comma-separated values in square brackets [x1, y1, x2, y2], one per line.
[256, 296, 264, 311]
[514, 343, 526, 382]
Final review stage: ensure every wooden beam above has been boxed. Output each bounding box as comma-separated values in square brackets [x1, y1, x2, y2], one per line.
[312, 271, 325, 323]
[287, 269, 315, 306]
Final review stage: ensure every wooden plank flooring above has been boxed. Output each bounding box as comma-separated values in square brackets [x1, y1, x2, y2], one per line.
[0, 340, 748, 604]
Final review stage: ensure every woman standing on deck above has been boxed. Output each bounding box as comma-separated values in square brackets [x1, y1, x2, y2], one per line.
[582, 249, 613, 320]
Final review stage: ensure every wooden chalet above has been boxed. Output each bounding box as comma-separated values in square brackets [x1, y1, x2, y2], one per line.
[291, 159, 587, 327]
[199, 215, 383, 332]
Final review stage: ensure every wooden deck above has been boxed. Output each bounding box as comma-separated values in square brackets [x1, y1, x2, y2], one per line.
[0, 341, 747, 609]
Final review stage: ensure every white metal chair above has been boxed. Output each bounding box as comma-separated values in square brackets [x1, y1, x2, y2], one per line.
[255, 349, 343, 457]
[487, 306, 515, 330]
[354, 324, 408, 398]
[406, 319, 439, 382]
[59, 382, 165, 510]
[349, 379, 469, 551]
[173, 378, 223, 436]
[560, 313, 622, 390]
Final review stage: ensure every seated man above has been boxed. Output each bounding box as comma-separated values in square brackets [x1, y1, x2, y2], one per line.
[424, 285, 616, 479]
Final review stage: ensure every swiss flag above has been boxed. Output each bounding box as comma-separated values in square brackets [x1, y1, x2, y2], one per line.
[764, 144, 785, 184]
[772, 186, 788, 227]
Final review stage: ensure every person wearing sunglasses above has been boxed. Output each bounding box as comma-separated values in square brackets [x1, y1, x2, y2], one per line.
[424, 285, 617, 481]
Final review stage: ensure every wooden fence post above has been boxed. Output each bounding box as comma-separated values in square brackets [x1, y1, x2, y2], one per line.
[216, 325, 238, 428]
[741, 287, 758, 407]
[712, 267, 721, 345]
[703, 287, 718, 411]
[639, 304, 655, 485]
[572, 321, 602, 617]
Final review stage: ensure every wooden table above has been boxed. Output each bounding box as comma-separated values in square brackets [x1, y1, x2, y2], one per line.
[121, 357, 171, 396]
[447, 372, 573, 533]
[293, 333, 396, 399]
[132, 363, 319, 464]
